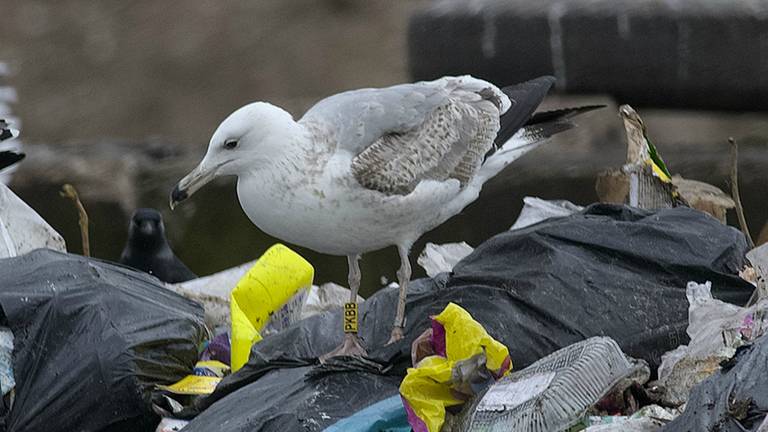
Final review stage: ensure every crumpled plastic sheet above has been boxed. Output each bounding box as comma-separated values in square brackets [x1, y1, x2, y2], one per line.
[155, 417, 189, 432]
[655, 281, 768, 406]
[747, 242, 768, 301]
[0, 327, 14, 396]
[417, 242, 474, 277]
[301, 282, 364, 319]
[509, 196, 583, 230]
[661, 333, 768, 431]
[584, 405, 681, 431]
[0, 183, 66, 258]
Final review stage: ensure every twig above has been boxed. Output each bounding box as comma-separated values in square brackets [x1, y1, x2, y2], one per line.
[59, 184, 90, 257]
[729, 138, 754, 249]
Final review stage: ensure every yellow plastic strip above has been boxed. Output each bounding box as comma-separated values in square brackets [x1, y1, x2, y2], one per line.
[230, 244, 314, 371]
[157, 375, 222, 395]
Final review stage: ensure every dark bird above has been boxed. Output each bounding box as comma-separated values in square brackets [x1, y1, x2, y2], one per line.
[119, 208, 196, 283]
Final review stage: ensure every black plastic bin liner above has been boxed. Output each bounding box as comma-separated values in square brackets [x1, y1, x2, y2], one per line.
[0, 249, 207, 432]
[185, 365, 403, 431]
[662, 333, 768, 432]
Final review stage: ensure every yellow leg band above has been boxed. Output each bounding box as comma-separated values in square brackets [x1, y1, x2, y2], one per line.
[343, 302, 358, 333]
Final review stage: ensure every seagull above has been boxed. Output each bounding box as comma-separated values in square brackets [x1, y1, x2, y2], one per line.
[170, 75, 600, 358]
[119, 208, 197, 283]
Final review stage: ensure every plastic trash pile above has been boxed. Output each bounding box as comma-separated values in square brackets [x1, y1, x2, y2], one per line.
[0, 178, 766, 432]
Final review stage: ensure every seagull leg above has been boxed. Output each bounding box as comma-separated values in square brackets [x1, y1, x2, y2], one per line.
[320, 254, 367, 361]
[387, 244, 411, 345]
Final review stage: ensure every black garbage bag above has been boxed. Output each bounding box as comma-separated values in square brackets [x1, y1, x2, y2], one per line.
[662, 334, 768, 431]
[185, 364, 403, 431]
[0, 249, 207, 432]
[185, 204, 753, 431]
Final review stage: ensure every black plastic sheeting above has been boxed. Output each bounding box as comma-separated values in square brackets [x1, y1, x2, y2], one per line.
[185, 204, 754, 431]
[0, 249, 207, 432]
[663, 334, 768, 432]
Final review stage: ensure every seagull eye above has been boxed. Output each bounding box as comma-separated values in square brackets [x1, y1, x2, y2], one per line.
[224, 140, 238, 150]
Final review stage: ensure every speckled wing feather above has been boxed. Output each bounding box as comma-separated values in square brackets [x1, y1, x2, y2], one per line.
[350, 97, 499, 195]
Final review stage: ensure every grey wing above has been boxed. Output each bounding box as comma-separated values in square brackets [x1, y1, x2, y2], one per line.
[350, 96, 500, 195]
[300, 82, 449, 155]
[299, 76, 506, 195]
[299, 76, 509, 155]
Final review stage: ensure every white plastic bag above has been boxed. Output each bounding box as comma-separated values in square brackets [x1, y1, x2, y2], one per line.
[417, 242, 474, 277]
[0, 183, 66, 258]
[155, 417, 189, 432]
[301, 282, 363, 319]
[747, 243, 768, 301]
[0, 327, 14, 396]
[510, 197, 583, 231]
[655, 281, 768, 405]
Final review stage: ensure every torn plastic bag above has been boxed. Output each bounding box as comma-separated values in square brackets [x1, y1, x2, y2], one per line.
[0, 328, 13, 396]
[417, 242, 474, 278]
[509, 196, 583, 230]
[0, 249, 207, 432]
[662, 333, 768, 432]
[155, 418, 189, 432]
[185, 204, 752, 430]
[399, 303, 512, 432]
[655, 281, 768, 406]
[301, 282, 364, 319]
[747, 242, 768, 301]
[0, 183, 66, 258]
[584, 405, 680, 431]
[183, 362, 404, 432]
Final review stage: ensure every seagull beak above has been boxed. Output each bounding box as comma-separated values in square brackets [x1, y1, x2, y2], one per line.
[170, 162, 216, 210]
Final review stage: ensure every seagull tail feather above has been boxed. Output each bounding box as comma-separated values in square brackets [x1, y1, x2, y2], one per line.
[477, 105, 604, 183]
[0, 151, 24, 171]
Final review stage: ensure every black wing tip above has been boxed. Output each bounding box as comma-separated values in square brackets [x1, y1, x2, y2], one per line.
[500, 75, 556, 96]
[0, 150, 25, 171]
[525, 105, 606, 125]
[494, 76, 559, 148]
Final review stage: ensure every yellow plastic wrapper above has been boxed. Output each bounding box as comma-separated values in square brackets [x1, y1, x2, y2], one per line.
[230, 244, 314, 371]
[399, 302, 512, 432]
[156, 360, 231, 395]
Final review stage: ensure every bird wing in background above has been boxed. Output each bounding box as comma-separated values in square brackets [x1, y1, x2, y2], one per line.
[0, 151, 24, 171]
[0, 119, 23, 171]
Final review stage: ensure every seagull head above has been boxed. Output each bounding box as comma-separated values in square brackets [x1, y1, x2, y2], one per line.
[170, 102, 298, 209]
